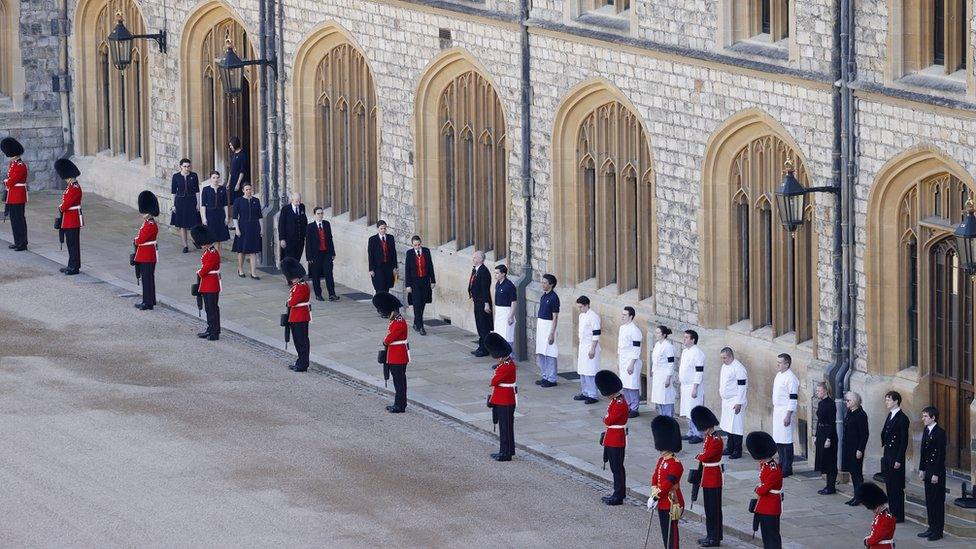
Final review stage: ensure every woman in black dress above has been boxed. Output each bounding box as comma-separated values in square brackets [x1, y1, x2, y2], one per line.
[170, 158, 202, 253]
[841, 390, 869, 505]
[232, 183, 262, 279]
[813, 381, 839, 494]
[200, 171, 230, 249]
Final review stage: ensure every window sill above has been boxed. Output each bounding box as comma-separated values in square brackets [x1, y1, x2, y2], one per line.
[896, 68, 967, 96]
[726, 37, 790, 62]
[575, 277, 653, 306]
[574, 11, 631, 34]
[726, 319, 813, 350]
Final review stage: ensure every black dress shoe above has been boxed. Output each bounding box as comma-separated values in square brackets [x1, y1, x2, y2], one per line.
[604, 497, 623, 506]
[7, 244, 16, 249]
[14, 245, 27, 251]
[182, 246, 189, 253]
[699, 539, 721, 547]
[697, 538, 708, 545]
[573, 394, 587, 401]
[197, 331, 211, 338]
[916, 530, 931, 538]
[628, 410, 640, 418]
[687, 436, 704, 444]
[844, 497, 856, 505]
[288, 364, 298, 371]
[492, 454, 512, 462]
[534, 379, 545, 385]
[329, 295, 340, 301]
[419, 327, 427, 336]
[539, 380, 557, 387]
[927, 533, 943, 541]
[134, 303, 153, 310]
[390, 407, 405, 413]
[315, 295, 325, 301]
[491, 453, 501, 460]
[728, 453, 742, 460]
[722, 448, 733, 456]
[64, 269, 79, 275]
[292, 368, 307, 373]
[681, 435, 691, 441]
[584, 397, 599, 404]
[817, 488, 836, 495]
[208, 334, 219, 341]
[386, 405, 396, 412]
[473, 349, 489, 357]
[59, 267, 68, 273]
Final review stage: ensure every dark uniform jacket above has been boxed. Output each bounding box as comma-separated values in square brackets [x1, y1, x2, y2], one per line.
[278, 203, 307, 256]
[881, 409, 910, 469]
[304, 220, 336, 260]
[918, 424, 947, 481]
[468, 264, 492, 303]
[842, 407, 869, 472]
[404, 247, 436, 306]
[367, 234, 397, 271]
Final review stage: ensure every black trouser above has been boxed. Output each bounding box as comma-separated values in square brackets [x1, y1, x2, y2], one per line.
[825, 471, 837, 491]
[389, 363, 407, 409]
[849, 462, 864, 496]
[310, 253, 336, 298]
[472, 300, 493, 351]
[757, 514, 781, 549]
[410, 279, 432, 328]
[703, 486, 723, 541]
[777, 443, 794, 476]
[64, 228, 81, 270]
[372, 264, 394, 293]
[727, 434, 743, 457]
[924, 474, 946, 536]
[8, 203, 27, 247]
[496, 404, 515, 457]
[657, 509, 679, 549]
[139, 262, 156, 306]
[203, 292, 220, 335]
[292, 321, 309, 371]
[884, 457, 906, 521]
[606, 446, 625, 500]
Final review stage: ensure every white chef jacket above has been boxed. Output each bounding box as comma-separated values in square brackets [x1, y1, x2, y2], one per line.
[678, 344, 706, 418]
[576, 309, 602, 376]
[649, 338, 677, 405]
[772, 369, 800, 444]
[616, 321, 643, 390]
[718, 359, 748, 435]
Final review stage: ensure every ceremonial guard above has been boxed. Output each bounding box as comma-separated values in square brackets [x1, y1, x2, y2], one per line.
[192, 225, 221, 340]
[692, 406, 723, 547]
[486, 332, 516, 462]
[597, 370, 627, 505]
[574, 296, 601, 404]
[650, 326, 677, 417]
[880, 390, 909, 522]
[771, 353, 800, 476]
[917, 406, 946, 541]
[367, 220, 397, 294]
[374, 292, 409, 413]
[813, 382, 838, 494]
[468, 250, 493, 357]
[405, 235, 435, 335]
[718, 347, 748, 458]
[200, 171, 230, 248]
[133, 191, 159, 310]
[857, 482, 896, 549]
[305, 207, 337, 302]
[648, 415, 684, 549]
[2, 137, 28, 250]
[281, 257, 311, 373]
[534, 274, 560, 387]
[842, 391, 870, 505]
[55, 158, 83, 275]
[617, 306, 643, 417]
[277, 192, 306, 261]
[678, 330, 706, 442]
[746, 431, 782, 549]
[492, 264, 517, 346]
[170, 159, 202, 253]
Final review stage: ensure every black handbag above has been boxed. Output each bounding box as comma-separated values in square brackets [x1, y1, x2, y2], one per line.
[748, 498, 758, 513]
[190, 283, 199, 296]
[377, 349, 387, 364]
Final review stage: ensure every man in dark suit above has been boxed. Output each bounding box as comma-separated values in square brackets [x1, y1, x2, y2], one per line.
[367, 219, 397, 295]
[881, 390, 910, 522]
[278, 191, 307, 261]
[305, 207, 338, 302]
[468, 250, 493, 357]
[918, 406, 946, 541]
[404, 235, 435, 335]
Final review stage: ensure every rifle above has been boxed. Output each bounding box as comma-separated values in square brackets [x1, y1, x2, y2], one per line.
[688, 462, 704, 510]
[191, 277, 202, 317]
[281, 309, 291, 350]
[55, 214, 64, 250]
[132, 243, 140, 285]
[600, 432, 608, 470]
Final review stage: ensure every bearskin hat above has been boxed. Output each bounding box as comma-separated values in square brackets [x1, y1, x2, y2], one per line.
[691, 406, 720, 432]
[1, 137, 23, 157]
[595, 369, 623, 396]
[856, 482, 888, 510]
[651, 415, 682, 453]
[190, 224, 214, 247]
[371, 292, 402, 317]
[746, 431, 777, 460]
[280, 257, 306, 281]
[484, 332, 513, 359]
[54, 158, 81, 180]
[137, 190, 160, 217]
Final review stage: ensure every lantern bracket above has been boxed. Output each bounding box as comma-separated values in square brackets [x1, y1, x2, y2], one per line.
[131, 30, 167, 54]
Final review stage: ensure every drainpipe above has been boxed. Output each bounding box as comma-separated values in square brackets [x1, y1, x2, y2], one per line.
[514, 0, 533, 362]
[57, 0, 74, 159]
[258, 0, 275, 268]
[277, 0, 287, 204]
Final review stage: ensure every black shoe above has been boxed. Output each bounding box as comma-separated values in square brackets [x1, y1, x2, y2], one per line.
[419, 327, 427, 336]
[7, 244, 16, 249]
[59, 267, 68, 273]
[315, 295, 325, 301]
[604, 497, 623, 506]
[197, 331, 211, 338]
[927, 534, 943, 541]
[728, 453, 742, 460]
[681, 435, 691, 441]
[386, 405, 396, 412]
[134, 303, 153, 310]
[14, 245, 27, 251]
[584, 397, 599, 404]
[491, 453, 501, 460]
[628, 410, 640, 418]
[699, 540, 721, 547]
[818, 488, 836, 495]
[687, 436, 704, 444]
[492, 454, 512, 462]
[573, 394, 587, 401]
[844, 498, 856, 505]
[535, 379, 545, 385]
[697, 538, 708, 545]
[182, 246, 189, 253]
[722, 448, 733, 456]
[473, 349, 489, 357]
[64, 269, 79, 275]
[539, 380, 557, 388]
[292, 368, 307, 373]
[208, 334, 219, 341]
[329, 295, 340, 301]
[288, 364, 298, 371]
[917, 530, 932, 538]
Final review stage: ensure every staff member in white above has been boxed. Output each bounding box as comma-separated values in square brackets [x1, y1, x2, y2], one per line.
[772, 353, 800, 476]
[534, 273, 560, 387]
[718, 347, 748, 459]
[649, 325, 677, 417]
[574, 296, 601, 404]
[492, 264, 517, 345]
[617, 306, 643, 418]
[678, 329, 706, 443]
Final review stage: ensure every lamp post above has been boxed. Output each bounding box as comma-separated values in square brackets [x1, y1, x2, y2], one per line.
[107, 12, 166, 71]
[955, 200, 976, 276]
[774, 160, 840, 233]
[215, 39, 276, 94]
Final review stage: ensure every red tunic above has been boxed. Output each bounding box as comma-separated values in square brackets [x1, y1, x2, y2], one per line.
[287, 281, 311, 323]
[696, 433, 724, 488]
[133, 219, 158, 263]
[489, 357, 517, 406]
[754, 459, 783, 516]
[196, 247, 221, 293]
[383, 316, 409, 365]
[650, 454, 685, 511]
[602, 396, 629, 447]
[58, 182, 83, 229]
[864, 508, 896, 548]
[4, 159, 28, 204]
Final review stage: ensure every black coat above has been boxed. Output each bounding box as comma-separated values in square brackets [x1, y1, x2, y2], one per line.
[468, 264, 492, 303]
[305, 220, 336, 260]
[367, 234, 397, 271]
[881, 409, 910, 469]
[404, 247, 435, 306]
[814, 397, 838, 473]
[278, 204, 307, 251]
[918, 424, 947, 480]
[841, 407, 869, 472]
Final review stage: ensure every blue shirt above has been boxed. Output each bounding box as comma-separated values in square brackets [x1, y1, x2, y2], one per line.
[495, 278, 517, 307]
[538, 290, 560, 320]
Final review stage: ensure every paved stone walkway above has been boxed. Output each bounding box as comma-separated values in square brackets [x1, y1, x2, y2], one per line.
[4, 192, 969, 547]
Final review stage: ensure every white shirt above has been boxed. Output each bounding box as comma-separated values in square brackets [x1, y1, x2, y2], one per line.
[772, 369, 800, 411]
[293, 204, 299, 214]
[718, 360, 748, 405]
[678, 345, 705, 386]
[888, 407, 900, 420]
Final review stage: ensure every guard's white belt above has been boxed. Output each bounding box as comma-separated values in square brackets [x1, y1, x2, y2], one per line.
[68, 205, 81, 210]
[876, 541, 894, 545]
[607, 425, 626, 429]
[207, 270, 220, 275]
[497, 383, 516, 388]
[389, 340, 408, 346]
[137, 240, 157, 246]
[14, 183, 26, 187]
[769, 489, 783, 494]
[293, 302, 310, 308]
[702, 462, 722, 467]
